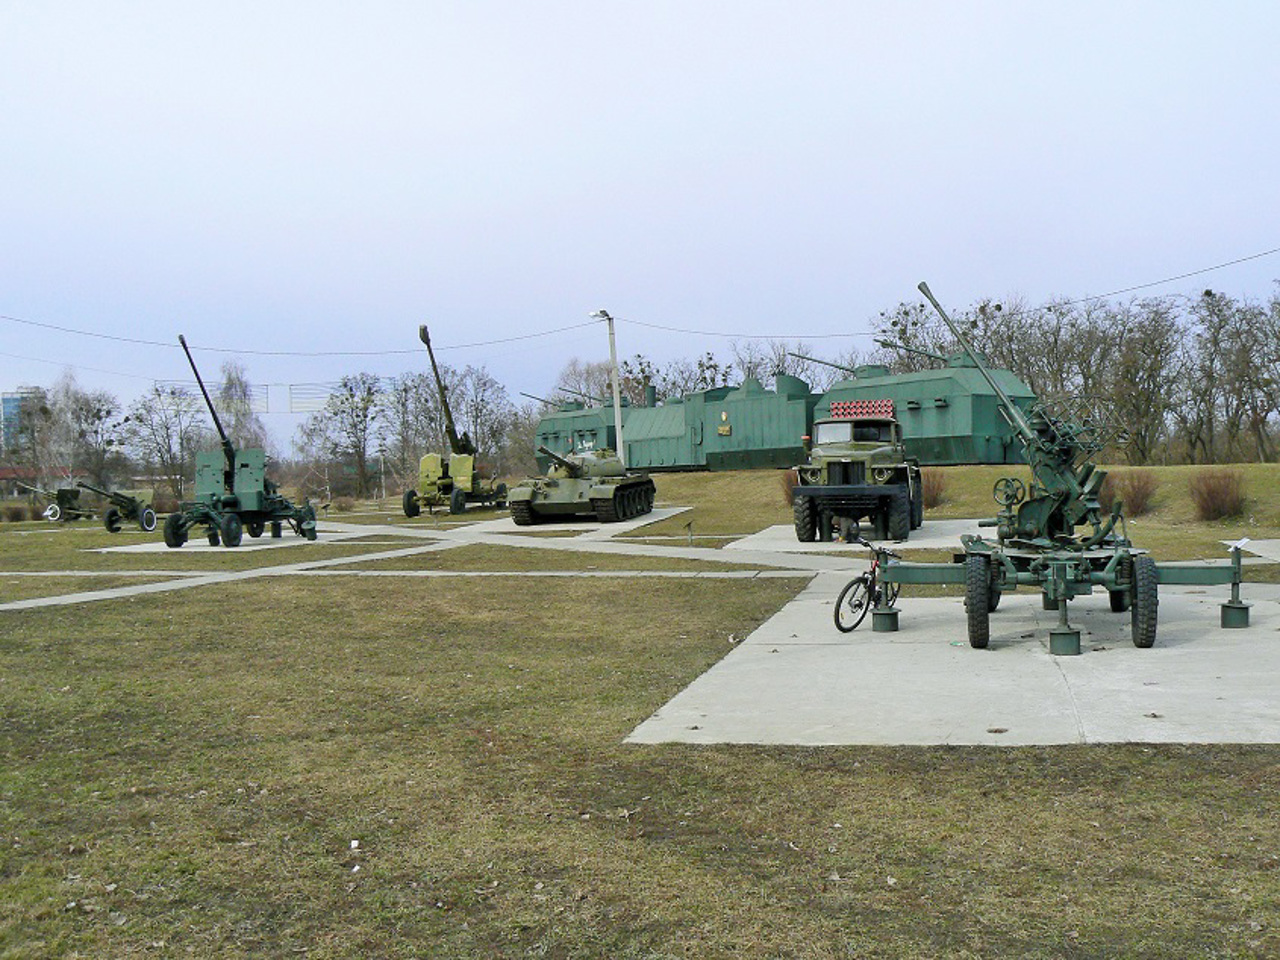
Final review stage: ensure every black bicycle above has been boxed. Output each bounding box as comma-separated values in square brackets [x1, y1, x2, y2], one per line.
[834, 536, 901, 632]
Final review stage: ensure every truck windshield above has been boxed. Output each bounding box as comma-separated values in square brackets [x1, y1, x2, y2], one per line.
[815, 421, 892, 444]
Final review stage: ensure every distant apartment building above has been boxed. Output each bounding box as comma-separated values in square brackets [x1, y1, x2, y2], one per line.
[1, 388, 40, 452]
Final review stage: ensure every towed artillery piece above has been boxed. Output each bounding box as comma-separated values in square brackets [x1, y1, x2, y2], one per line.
[508, 445, 655, 525]
[162, 335, 316, 548]
[870, 282, 1250, 654]
[76, 481, 158, 532]
[17, 481, 92, 522]
[401, 325, 507, 517]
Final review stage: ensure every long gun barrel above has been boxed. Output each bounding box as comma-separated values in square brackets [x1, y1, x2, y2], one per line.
[419, 325, 476, 457]
[75, 480, 111, 498]
[537, 444, 584, 477]
[178, 334, 236, 471]
[872, 339, 949, 363]
[786, 352, 861, 376]
[916, 282, 1035, 441]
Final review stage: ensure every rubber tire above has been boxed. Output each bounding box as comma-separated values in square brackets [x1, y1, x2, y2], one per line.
[834, 576, 872, 633]
[138, 505, 157, 532]
[1131, 554, 1158, 648]
[510, 501, 537, 526]
[793, 496, 816, 542]
[46, 503, 62, 522]
[449, 487, 466, 515]
[1109, 589, 1131, 613]
[103, 507, 123, 533]
[163, 512, 187, 548]
[964, 554, 992, 649]
[208, 528, 221, 547]
[887, 489, 910, 542]
[402, 489, 420, 518]
[493, 482, 508, 508]
[220, 513, 243, 548]
[247, 519, 265, 538]
[910, 480, 923, 529]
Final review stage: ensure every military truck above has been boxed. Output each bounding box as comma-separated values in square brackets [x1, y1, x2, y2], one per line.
[401, 325, 507, 517]
[790, 398, 923, 542]
[508, 445, 655, 525]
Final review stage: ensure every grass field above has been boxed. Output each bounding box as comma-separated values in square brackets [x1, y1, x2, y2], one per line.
[2, 464, 1279, 957]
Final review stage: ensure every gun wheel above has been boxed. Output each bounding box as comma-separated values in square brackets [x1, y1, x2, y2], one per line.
[138, 505, 157, 532]
[402, 489, 420, 518]
[220, 513, 243, 548]
[246, 519, 265, 538]
[1130, 555, 1158, 648]
[163, 512, 187, 548]
[449, 487, 466, 515]
[964, 554, 992, 648]
[103, 507, 123, 533]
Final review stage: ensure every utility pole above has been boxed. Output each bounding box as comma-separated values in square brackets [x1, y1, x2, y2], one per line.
[591, 309, 626, 467]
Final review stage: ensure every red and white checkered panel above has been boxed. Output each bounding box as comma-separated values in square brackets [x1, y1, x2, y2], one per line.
[829, 398, 894, 420]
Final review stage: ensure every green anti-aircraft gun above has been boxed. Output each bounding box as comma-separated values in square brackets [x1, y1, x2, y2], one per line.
[76, 481, 157, 533]
[162, 335, 316, 548]
[401, 325, 507, 517]
[874, 282, 1251, 654]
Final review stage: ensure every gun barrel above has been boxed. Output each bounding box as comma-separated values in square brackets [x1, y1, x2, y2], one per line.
[536, 444, 581, 474]
[786, 352, 860, 376]
[420, 324, 475, 457]
[872, 339, 948, 363]
[178, 334, 236, 467]
[75, 480, 109, 497]
[916, 282, 1035, 440]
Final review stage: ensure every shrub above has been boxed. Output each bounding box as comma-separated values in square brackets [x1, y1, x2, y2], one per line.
[3, 504, 33, 522]
[1189, 469, 1246, 521]
[780, 469, 797, 506]
[920, 468, 947, 509]
[151, 496, 180, 514]
[1099, 471, 1160, 517]
[332, 497, 356, 513]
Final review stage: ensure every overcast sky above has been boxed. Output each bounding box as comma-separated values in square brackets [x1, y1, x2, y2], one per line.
[2, 2, 1278, 443]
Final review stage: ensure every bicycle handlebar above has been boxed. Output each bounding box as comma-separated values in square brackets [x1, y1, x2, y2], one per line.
[852, 535, 901, 559]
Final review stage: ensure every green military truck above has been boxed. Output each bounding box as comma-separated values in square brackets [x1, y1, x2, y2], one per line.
[791, 398, 923, 542]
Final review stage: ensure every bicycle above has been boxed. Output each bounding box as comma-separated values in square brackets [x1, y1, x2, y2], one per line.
[834, 536, 901, 632]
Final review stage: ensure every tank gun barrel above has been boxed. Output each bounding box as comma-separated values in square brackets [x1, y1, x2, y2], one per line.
[178, 334, 236, 470]
[558, 386, 608, 404]
[916, 282, 1035, 441]
[786, 352, 860, 376]
[537, 444, 584, 477]
[419, 324, 476, 457]
[873, 338, 948, 363]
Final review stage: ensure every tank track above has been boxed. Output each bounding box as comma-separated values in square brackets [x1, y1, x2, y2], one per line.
[591, 480, 655, 523]
[510, 501, 537, 526]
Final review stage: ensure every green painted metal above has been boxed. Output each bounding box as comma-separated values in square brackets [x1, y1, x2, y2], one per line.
[508, 446, 655, 524]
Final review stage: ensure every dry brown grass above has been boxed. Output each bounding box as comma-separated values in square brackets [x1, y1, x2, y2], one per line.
[920, 468, 948, 508]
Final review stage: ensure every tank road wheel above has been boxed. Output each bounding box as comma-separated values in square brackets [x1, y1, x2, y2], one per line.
[103, 507, 123, 533]
[1131, 554, 1158, 648]
[887, 489, 910, 542]
[964, 554, 992, 649]
[510, 501, 537, 526]
[834, 576, 872, 633]
[138, 504, 157, 532]
[449, 487, 467, 515]
[402, 489, 420, 518]
[220, 513, 243, 548]
[246, 519, 266, 538]
[793, 496, 816, 542]
[163, 512, 188, 548]
[643, 482, 655, 513]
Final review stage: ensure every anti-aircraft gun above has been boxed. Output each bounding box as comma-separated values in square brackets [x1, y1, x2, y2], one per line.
[401, 325, 507, 517]
[76, 481, 157, 533]
[871, 282, 1251, 654]
[162, 335, 316, 548]
[507, 445, 655, 525]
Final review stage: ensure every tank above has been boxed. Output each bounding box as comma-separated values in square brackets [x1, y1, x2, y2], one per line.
[507, 445, 656, 525]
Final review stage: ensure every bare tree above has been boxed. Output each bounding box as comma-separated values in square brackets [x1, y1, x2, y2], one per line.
[124, 385, 210, 498]
[216, 360, 271, 454]
[300, 373, 383, 496]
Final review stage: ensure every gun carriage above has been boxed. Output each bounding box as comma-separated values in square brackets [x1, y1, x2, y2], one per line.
[162, 335, 316, 548]
[76, 481, 158, 532]
[401, 325, 507, 517]
[18, 481, 92, 522]
[872, 282, 1250, 654]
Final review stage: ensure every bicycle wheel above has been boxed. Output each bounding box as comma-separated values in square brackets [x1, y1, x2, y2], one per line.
[835, 576, 873, 632]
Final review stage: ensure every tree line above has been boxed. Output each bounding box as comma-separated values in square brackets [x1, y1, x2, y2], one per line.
[3, 287, 1277, 501]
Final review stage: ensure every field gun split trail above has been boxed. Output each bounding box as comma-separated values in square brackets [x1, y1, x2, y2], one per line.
[76, 481, 157, 532]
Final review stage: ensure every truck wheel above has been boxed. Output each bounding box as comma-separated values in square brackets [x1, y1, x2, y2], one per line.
[449, 487, 466, 515]
[887, 489, 910, 541]
[964, 554, 992, 649]
[402, 489, 420, 518]
[1130, 555, 1158, 648]
[138, 505, 157, 532]
[793, 497, 816, 542]
[910, 484, 923, 529]
[163, 512, 187, 548]
[103, 507, 123, 533]
[220, 513, 243, 548]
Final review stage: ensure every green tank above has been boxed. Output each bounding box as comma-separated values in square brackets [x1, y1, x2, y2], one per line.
[508, 445, 656, 525]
